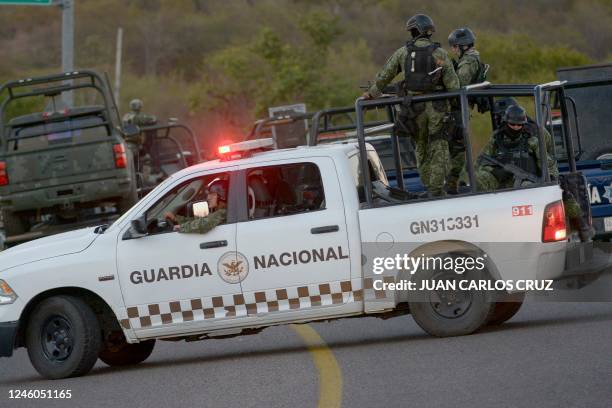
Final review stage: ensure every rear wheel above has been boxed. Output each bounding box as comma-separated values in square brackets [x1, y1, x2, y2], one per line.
[487, 292, 525, 325]
[26, 296, 102, 379]
[408, 265, 495, 337]
[99, 332, 155, 367]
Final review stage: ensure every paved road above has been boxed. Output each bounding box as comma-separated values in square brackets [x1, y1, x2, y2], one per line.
[1, 302, 611, 408]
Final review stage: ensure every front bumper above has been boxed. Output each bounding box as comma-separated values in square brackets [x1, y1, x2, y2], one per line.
[0, 321, 18, 357]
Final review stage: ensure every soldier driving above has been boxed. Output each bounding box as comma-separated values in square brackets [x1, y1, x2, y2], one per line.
[475, 104, 559, 191]
[362, 14, 460, 197]
[164, 179, 228, 234]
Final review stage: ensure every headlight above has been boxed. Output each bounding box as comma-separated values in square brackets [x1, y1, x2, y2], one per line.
[0, 280, 17, 304]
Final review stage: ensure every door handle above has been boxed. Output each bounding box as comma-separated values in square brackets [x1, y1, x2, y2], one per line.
[200, 240, 228, 249]
[311, 225, 339, 234]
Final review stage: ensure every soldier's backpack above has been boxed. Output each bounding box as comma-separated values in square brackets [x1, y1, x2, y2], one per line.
[473, 61, 490, 84]
[402, 41, 443, 93]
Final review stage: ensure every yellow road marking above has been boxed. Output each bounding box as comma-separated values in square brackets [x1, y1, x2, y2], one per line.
[291, 324, 343, 408]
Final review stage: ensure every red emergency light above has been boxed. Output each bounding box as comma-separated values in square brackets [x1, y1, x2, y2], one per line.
[217, 138, 275, 161]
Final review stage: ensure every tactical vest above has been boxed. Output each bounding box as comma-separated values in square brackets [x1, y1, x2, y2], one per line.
[492, 128, 539, 176]
[403, 41, 442, 93]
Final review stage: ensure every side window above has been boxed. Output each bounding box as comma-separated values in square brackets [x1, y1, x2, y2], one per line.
[245, 162, 325, 220]
[144, 172, 230, 234]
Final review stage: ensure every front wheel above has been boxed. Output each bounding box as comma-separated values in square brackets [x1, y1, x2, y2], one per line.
[408, 266, 495, 337]
[99, 333, 155, 367]
[26, 296, 102, 379]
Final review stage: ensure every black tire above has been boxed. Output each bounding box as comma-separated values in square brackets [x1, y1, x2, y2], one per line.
[99, 332, 155, 367]
[581, 145, 612, 161]
[487, 292, 525, 326]
[408, 265, 496, 337]
[2, 209, 27, 237]
[26, 296, 102, 380]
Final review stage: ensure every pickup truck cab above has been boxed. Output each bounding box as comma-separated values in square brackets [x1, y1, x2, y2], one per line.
[0, 83, 594, 380]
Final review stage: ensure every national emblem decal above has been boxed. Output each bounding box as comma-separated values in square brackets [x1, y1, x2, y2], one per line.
[217, 251, 249, 284]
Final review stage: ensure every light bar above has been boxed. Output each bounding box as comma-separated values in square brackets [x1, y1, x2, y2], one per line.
[219, 138, 275, 155]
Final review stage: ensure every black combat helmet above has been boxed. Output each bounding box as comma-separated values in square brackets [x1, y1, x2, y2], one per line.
[493, 97, 518, 116]
[406, 14, 435, 37]
[208, 179, 228, 202]
[504, 105, 528, 125]
[448, 27, 476, 47]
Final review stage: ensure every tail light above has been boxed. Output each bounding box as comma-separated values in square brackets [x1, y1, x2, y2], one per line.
[0, 161, 8, 186]
[113, 144, 127, 169]
[542, 200, 566, 242]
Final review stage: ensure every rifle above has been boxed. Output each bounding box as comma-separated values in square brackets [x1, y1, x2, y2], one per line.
[479, 154, 539, 188]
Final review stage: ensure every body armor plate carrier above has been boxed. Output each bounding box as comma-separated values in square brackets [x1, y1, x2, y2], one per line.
[403, 41, 442, 93]
[492, 129, 539, 177]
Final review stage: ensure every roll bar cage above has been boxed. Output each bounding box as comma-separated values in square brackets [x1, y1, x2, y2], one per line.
[0, 70, 121, 151]
[353, 82, 577, 207]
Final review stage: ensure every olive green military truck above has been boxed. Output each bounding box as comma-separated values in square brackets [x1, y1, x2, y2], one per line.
[0, 71, 138, 246]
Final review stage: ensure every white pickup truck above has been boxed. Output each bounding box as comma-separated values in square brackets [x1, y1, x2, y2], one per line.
[0, 83, 594, 379]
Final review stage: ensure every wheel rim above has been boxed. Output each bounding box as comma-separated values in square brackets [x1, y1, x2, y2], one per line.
[428, 272, 473, 319]
[41, 316, 74, 362]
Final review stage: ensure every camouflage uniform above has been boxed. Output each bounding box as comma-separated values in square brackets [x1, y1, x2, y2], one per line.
[475, 125, 559, 191]
[122, 111, 157, 127]
[447, 49, 481, 191]
[122, 108, 158, 178]
[175, 209, 227, 234]
[122, 111, 157, 145]
[368, 38, 460, 196]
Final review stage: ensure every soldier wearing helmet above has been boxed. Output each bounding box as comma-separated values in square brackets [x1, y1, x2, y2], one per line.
[362, 13, 460, 197]
[122, 99, 157, 129]
[164, 179, 228, 234]
[446, 27, 490, 193]
[492, 97, 557, 167]
[122, 98, 159, 181]
[448, 28, 484, 87]
[475, 104, 558, 190]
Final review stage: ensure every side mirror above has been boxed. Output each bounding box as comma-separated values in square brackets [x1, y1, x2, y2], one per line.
[131, 215, 148, 235]
[122, 214, 148, 240]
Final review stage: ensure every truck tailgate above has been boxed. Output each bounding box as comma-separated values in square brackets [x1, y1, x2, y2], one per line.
[6, 140, 116, 186]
